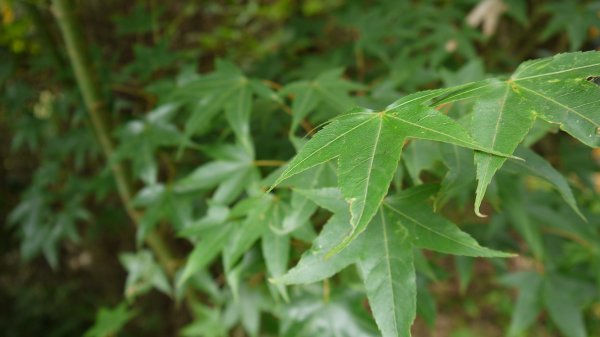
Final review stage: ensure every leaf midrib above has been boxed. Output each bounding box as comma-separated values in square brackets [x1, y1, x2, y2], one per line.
[385, 90, 446, 111]
[515, 83, 600, 127]
[379, 209, 399, 335]
[512, 62, 600, 82]
[432, 82, 496, 107]
[352, 116, 384, 229]
[477, 85, 511, 199]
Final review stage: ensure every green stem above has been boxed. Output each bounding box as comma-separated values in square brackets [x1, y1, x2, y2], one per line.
[50, 0, 178, 278]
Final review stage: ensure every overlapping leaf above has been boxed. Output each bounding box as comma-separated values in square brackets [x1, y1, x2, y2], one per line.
[281, 69, 364, 135]
[274, 188, 416, 337]
[470, 52, 600, 215]
[502, 272, 595, 337]
[503, 146, 582, 218]
[174, 144, 259, 205]
[280, 291, 380, 337]
[120, 250, 172, 299]
[178, 223, 234, 287]
[274, 186, 510, 337]
[178, 195, 276, 287]
[383, 185, 513, 258]
[172, 60, 276, 154]
[271, 103, 514, 254]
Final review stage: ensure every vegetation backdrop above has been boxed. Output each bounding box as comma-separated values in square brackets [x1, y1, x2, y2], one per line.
[1, 1, 600, 337]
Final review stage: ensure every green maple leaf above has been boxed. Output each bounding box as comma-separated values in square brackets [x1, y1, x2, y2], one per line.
[178, 194, 290, 299]
[174, 60, 277, 155]
[540, 3, 600, 51]
[274, 186, 510, 337]
[271, 100, 514, 254]
[174, 144, 259, 205]
[502, 272, 595, 337]
[120, 250, 172, 299]
[281, 68, 364, 135]
[280, 291, 380, 337]
[383, 185, 514, 258]
[470, 52, 600, 216]
[84, 303, 137, 337]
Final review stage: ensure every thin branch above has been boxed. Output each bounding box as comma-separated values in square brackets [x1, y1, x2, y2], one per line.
[254, 160, 286, 167]
[261, 79, 315, 134]
[541, 226, 597, 251]
[50, 0, 182, 286]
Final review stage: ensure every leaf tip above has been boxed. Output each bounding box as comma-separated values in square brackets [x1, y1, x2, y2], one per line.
[268, 169, 291, 193]
[474, 207, 488, 218]
[491, 251, 518, 258]
[473, 190, 488, 218]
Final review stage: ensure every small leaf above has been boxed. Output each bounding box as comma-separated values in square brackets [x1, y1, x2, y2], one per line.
[312, 68, 365, 112]
[120, 250, 171, 299]
[181, 303, 227, 337]
[84, 303, 136, 337]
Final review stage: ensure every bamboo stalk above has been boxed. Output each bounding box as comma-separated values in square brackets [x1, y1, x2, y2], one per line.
[50, 0, 178, 278]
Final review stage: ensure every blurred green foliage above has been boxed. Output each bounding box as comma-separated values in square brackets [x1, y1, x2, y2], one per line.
[1, 0, 600, 337]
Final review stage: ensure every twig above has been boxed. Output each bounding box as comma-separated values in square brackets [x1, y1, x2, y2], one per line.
[253, 160, 286, 167]
[261, 79, 315, 134]
[50, 0, 187, 299]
